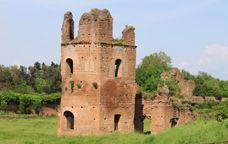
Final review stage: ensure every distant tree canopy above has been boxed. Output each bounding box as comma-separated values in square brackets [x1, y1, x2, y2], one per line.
[136, 51, 228, 98]
[182, 70, 228, 97]
[0, 62, 61, 94]
[136, 51, 176, 95]
[139, 51, 171, 68]
[0, 52, 227, 98]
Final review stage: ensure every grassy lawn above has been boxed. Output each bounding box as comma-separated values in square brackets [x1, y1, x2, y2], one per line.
[153, 120, 228, 144]
[0, 115, 227, 144]
[0, 116, 151, 144]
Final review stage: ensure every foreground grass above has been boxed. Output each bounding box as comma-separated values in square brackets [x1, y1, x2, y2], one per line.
[0, 116, 227, 144]
[153, 120, 228, 144]
[0, 116, 151, 144]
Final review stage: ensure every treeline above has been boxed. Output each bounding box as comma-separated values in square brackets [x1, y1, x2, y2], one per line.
[136, 51, 228, 98]
[0, 62, 61, 94]
[182, 71, 228, 97]
[0, 52, 228, 98]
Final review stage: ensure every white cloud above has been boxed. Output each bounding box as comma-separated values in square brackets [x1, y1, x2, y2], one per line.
[176, 44, 228, 79]
[197, 45, 228, 66]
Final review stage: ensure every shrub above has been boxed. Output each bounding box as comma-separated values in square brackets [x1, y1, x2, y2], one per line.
[216, 113, 228, 122]
[70, 81, 75, 92]
[92, 82, 98, 89]
[0, 100, 7, 111]
[19, 95, 32, 114]
[0, 90, 60, 114]
[76, 83, 82, 89]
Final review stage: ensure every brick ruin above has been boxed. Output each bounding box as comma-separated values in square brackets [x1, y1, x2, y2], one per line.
[58, 9, 137, 135]
[57, 9, 193, 136]
[134, 68, 194, 134]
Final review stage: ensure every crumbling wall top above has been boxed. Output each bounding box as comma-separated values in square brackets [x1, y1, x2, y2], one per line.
[61, 11, 74, 44]
[122, 25, 135, 33]
[161, 68, 196, 97]
[64, 11, 73, 20]
[122, 25, 135, 46]
[76, 8, 113, 43]
[80, 8, 112, 20]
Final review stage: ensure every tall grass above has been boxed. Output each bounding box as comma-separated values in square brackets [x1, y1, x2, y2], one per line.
[0, 116, 152, 144]
[153, 120, 228, 144]
[0, 116, 227, 144]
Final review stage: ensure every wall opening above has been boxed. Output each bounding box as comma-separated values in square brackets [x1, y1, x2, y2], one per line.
[143, 115, 151, 134]
[66, 58, 73, 76]
[115, 59, 122, 77]
[114, 114, 121, 131]
[170, 117, 179, 128]
[64, 111, 74, 130]
[134, 93, 144, 132]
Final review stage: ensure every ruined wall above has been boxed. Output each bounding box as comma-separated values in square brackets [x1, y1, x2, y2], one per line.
[161, 68, 196, 98]
[58, 8, 199, 136]
[61, 12, 74, 44]
[58, 9, 137, 136]
[191, 96, 228, 103]
[135, 68, 195, 134]
[137, 96, 192, 134]
[76, 9, 113, 43]
[59, 43, 102, 135]
[122, 26, 135, 46]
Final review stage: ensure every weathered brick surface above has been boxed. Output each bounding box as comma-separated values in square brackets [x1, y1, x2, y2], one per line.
[76, 9, 113, 43]
[161, 68, 196, 98]
[61, 11, 74, 44]
[135, 95, 192, 134]
[122, 26, 135, 45]
[58, 9, 195, 136]
[58, 9, 137, 136]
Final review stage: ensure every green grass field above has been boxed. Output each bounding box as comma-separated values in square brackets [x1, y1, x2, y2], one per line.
[0, 116, 227, 144]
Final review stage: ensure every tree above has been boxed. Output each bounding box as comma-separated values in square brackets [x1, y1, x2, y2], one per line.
[182, 70, 228, 97]
[136, 51, 171, 94]
[0, 62, 61, 94]
[140, 51, 171, 68]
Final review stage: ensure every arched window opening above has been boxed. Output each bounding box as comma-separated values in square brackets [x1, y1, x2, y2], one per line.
[115, 59, 122, 77]
[64, 111, 74, 130]
[66, 58, 73, 76]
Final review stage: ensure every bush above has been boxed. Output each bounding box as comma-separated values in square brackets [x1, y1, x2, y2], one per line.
[70, 81, 75, 92]
[216, 113, 228, 122]
[192, 100, 228, 120]
[76, 83, 82, 89]
[92, 82, 98, 89]
[0, 90, 60, 114]
[182, 71, 228, 97]
[19, 95, 32, 114]
[0, 100, 7, 111]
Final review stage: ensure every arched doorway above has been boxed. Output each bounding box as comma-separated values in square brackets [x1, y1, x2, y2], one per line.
[64, 111, 74, 130]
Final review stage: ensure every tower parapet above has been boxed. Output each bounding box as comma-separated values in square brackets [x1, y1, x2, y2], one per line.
[76, 8, 113, 43]
[61, 11, 74, 44]
[122, 25, 135, 46]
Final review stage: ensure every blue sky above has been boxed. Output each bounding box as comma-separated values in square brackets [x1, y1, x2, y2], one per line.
[0, 0, 228, 80]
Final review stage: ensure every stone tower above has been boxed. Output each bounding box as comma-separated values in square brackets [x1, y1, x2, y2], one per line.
[57, 9, 137, 135]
